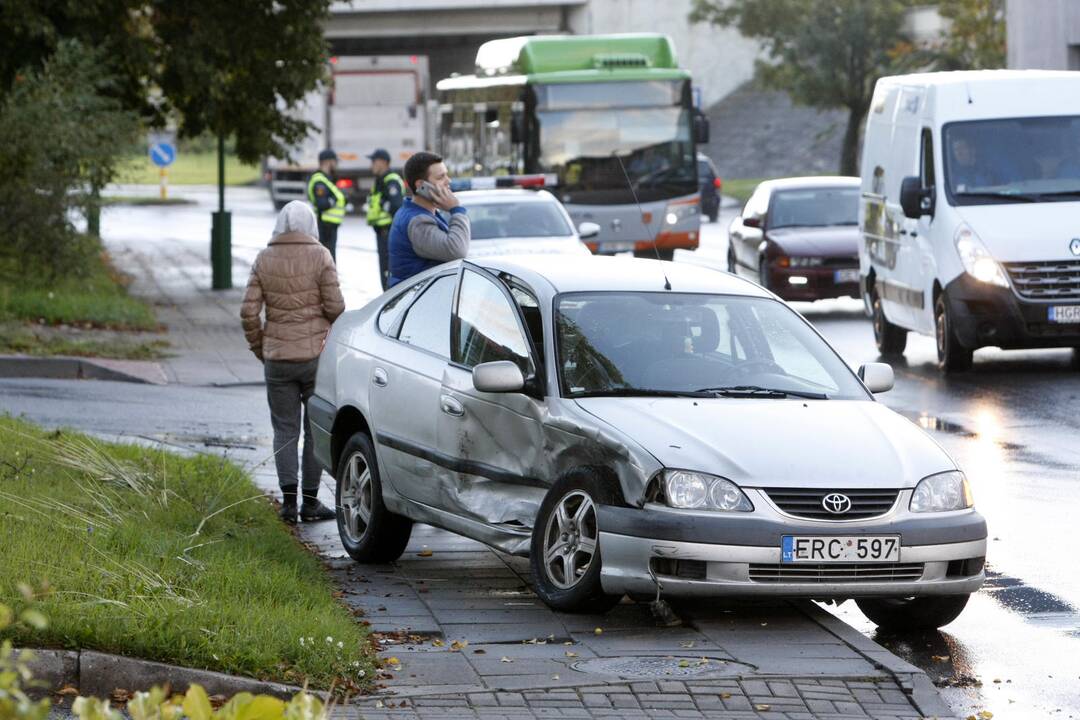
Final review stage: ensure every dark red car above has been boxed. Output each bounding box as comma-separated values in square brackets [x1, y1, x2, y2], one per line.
[726, 177, 861, 302]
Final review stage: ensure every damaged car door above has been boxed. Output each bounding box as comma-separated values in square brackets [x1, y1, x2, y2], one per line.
[435, 265, 549, 536]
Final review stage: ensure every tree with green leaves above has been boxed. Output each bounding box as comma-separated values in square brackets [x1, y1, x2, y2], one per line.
[690, 0, 919, 175]
[934, 0, 1006, 70]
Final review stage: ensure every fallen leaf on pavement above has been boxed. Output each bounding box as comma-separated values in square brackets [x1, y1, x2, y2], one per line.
[450, 640, 468, 651]
[55, 686, 78, 696]
[720, 693, 732, 699]
[500, 656, 513, 663]
[755, 705, 770, 711]
[932, 655, 951, 662]
[432, 639, 445, 647]
[594, 627, 603, 635]
[679, 641, 695, 649]
[551, 674, 559, 680]
[417, 548, 432, 557]
[385, 657, 400, 666]
[565, 651, 578, 658]
[678, 660, 690, 668]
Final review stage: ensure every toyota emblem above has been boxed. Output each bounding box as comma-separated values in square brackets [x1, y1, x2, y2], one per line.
[822, 493, 852, 514]
[1071, 238, 1080, 256]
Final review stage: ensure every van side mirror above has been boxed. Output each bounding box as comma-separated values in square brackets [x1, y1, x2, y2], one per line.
[858, 362, 894, 393]
[577, 221, 600, 240]
[693, 112, 710, 145]
[900, 176, 934, 219]
[473, 360, 525, 393]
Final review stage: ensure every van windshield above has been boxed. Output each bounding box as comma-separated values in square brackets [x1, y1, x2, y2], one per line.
[944, 116, 1080, 204]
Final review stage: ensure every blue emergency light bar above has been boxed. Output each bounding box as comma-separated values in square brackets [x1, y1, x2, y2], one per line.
[450, 174, 558, 192]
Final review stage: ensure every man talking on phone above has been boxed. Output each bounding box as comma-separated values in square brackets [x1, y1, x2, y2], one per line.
[386, 151, 470, 288]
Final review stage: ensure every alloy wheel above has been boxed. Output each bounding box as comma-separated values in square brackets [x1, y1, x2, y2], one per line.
[339, 452, 373, 543]
[542, 490, 599, 590]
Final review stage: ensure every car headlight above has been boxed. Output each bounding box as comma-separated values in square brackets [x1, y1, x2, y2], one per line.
[662, 470, 753, 511]
[663, 200, 699, 226]
[955, 224, 1008, 287]
[910, 470, 974, 513]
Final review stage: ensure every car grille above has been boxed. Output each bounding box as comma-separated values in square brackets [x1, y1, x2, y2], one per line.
[764, 488, 899, 520]
[749, 562, 924, 583]
[1004, 260, 1080, 299]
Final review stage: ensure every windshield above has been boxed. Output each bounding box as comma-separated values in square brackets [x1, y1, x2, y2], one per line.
[769, 187, 859, 228]
[944, 116, 1080, 204]
[467, 202, 573, 240]
[556, 292, 869, 400]
[532, 81, 697, 204]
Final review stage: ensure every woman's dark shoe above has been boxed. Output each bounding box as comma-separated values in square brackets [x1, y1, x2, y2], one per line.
[279, 488, 298, 524]
[300, 498, 336, 522]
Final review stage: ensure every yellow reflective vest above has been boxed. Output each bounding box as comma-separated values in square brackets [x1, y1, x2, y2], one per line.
[366, 172, 403, 228]
[307, 171, 346, 225]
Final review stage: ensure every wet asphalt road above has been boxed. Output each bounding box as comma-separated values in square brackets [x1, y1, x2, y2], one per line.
[4, 187, 1079, 718]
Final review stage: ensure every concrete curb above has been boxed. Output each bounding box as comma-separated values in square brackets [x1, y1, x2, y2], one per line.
[0, 356, 167, 385]
[18, 648, 308, 701]
[798, 602, 959, 719]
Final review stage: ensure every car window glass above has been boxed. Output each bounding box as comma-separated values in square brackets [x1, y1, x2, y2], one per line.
[769, 188, 859, 228]
[397, 275, 455, 357]
[508, 282, 545, 371]
[920, 127, 936, 189]
[748, 303, 838, 391]
[378, 281, 424, 334]
[455, 270, 532, 372]
[467, 202, 572, 240]
[743, 187, 768, 218]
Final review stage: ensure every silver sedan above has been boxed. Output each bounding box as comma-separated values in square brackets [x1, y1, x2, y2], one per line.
[309, 256, 986, 628]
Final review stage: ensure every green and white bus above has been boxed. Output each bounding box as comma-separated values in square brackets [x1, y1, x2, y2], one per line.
[436, 33, 709, 259]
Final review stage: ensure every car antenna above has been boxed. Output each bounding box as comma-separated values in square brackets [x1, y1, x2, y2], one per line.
[614, 152, 672, 291]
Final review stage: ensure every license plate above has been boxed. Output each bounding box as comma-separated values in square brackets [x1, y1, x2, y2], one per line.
[782, 535, 900, 563]
[1048, 305, 1080, 324]
[834, 269, 860, 284]
[598, 242, 634, 253]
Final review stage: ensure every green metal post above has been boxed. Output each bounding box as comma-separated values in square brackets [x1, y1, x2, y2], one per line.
[211, 132, 232, 289]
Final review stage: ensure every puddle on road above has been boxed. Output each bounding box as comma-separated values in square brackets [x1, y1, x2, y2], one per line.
[572, 655, 753, 679]
[983, 569, 1078, 617]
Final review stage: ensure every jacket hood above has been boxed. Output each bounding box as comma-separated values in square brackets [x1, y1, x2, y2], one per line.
[269, 231, 320, 246]
[575, 397, 954, 490]
[272, 200, 319, 241]
[767, 226, 860, 257]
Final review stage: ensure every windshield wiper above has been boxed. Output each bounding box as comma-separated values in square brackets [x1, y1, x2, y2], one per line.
[1024, 189, 1080, 199]
[571, 388, 713, 399]
[695, 385, 828, 400]
[953, 191, 1038, 202]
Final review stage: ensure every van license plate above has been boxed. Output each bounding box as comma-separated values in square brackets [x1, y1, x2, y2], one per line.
[834, 269, 860, 284]
[782, 535, 900, 563]
[598, 242, 634, 253]
[1048, 306, 1080, 324]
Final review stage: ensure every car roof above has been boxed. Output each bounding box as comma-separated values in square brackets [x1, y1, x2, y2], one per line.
[456, 188, 559, 204]
[757, 176, 859, 192]
[473, 255, 773, 297]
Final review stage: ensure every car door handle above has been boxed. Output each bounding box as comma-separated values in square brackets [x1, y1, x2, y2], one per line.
[440, 395, 464, 417]
[372, 368, 388, 387]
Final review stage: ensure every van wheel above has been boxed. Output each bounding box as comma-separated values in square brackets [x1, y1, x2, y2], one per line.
[530, 469, 621, 614]
[935, 292, 973, 372]
[871, 291, 907, 356]
[856, 594, 970, 631]
[336, 432, 413, 563]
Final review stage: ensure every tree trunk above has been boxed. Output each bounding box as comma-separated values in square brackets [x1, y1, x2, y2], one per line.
[840, 105, 865, 176]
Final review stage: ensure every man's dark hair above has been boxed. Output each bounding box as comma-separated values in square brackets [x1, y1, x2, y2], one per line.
[404, 151, 443, 194]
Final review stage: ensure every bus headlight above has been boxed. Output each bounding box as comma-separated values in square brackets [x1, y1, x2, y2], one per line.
[663, 200, 699, 226]
[955, 225, 1008, 287]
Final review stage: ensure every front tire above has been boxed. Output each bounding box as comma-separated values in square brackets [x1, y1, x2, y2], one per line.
[727, 244, 737, 274]
[856, 594, 970, 631]
[935, 292, 973, 372]
[530, 469, 621, 614]
[871, 290, 908, 356]
[336, 432, 413, 563]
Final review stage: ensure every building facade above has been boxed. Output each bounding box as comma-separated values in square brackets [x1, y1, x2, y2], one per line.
[1007, 0, 1080, 69]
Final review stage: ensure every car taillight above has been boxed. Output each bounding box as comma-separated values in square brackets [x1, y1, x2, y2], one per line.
[713, 177, 723, 190]
[336, 178, 354, 189]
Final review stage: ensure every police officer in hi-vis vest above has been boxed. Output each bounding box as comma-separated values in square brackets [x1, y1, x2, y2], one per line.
[365, 148, 404, 290]
[307, 149, 346, 261]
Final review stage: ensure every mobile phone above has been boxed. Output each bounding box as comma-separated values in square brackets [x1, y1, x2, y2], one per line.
[415, 181, 436, 201]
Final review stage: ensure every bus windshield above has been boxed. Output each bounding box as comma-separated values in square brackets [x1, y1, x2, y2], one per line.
[532, 80, 697, 204]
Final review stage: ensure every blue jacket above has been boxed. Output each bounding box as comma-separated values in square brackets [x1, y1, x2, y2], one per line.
[388, 198, 470, 287]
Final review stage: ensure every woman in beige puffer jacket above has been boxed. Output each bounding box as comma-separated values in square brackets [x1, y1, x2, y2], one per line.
[241, 201, 345, 524]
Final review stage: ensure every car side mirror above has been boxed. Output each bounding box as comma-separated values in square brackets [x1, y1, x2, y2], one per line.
[473, 360, 525, 393]
[577, 221, 600, 240]
[693, 113, 710, 145]
[743, 214, 763, 229]
[858, 362, 894, 393]
[900, 176, 933, 219]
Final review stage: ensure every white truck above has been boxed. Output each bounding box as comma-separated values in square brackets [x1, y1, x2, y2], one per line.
[266, 55, 431, 209]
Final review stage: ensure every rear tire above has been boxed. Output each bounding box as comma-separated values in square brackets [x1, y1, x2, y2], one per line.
[856, 594, 970, 631]
[335, 432, 413, 563]
[871, 290, 908, 356]
[530, 469, 622, 614]
[935, 292, 973, 372]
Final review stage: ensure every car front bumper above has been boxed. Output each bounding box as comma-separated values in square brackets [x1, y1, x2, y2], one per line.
[596, 500, 986, 598]
[944, 273, 1080, 350]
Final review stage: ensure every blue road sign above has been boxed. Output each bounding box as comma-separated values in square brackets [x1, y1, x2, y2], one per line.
[149, 142, 176, 168]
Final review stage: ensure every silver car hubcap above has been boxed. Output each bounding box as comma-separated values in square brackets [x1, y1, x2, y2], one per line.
[339, 452, 373, 543]
[543, 490, 599, 590]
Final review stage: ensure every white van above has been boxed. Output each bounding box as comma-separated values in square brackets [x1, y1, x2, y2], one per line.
[859, 70, 1080, 371]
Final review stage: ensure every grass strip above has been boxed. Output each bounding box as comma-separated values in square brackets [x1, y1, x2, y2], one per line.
[117, 152, 261, 186]
[0, 417, 374, 692]
[0, 324, 169, 360]
[721, 178, 766, 204]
